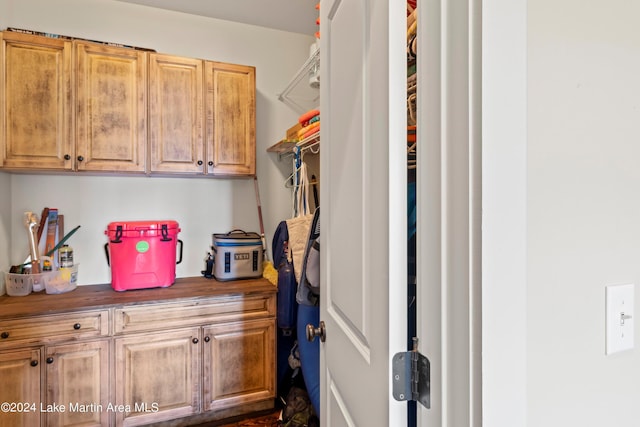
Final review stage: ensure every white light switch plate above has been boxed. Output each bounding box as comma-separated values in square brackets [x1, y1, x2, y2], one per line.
[606, 283, 635, 355]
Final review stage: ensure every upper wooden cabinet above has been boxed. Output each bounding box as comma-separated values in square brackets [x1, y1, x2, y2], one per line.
[75, 41, 147, 173]
[206, 62, 256, 176]
[149, 53, 205, 174]
[0, 31, 73, 170]
[150, 57, 256, 177]
[0, 30, 256, 177]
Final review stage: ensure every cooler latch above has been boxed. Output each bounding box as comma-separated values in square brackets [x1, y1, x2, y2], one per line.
[111, 226, 123, 243]
[392, 337, 430, 408]
[161, 224, 172, 241]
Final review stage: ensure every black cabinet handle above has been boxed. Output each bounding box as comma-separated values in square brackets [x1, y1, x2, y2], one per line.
[204, 336, 210, 343]
[0, 332, 9, 339]
[30, 360, 38, 367]
[64, 154, 71, 160]
[73, 323, 81, 330]
[208, 161, 213, 166]
[192, 338, 199, 344]
[46, 357, 54, 364]
[77, 156, 84, 162]
[197, 160, 203, 166]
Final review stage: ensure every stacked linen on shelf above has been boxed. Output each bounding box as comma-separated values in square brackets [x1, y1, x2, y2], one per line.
[297, 109, 320, 140]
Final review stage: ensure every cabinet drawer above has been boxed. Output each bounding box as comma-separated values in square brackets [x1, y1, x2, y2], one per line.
[114, 294, 275, 334]
[0, 310, 109, 347]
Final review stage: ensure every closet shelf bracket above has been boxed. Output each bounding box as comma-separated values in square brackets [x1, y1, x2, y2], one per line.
[277, 46, 320, 114]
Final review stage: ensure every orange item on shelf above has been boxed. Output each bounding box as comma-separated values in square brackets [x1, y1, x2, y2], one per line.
[298, 109, 320, 125]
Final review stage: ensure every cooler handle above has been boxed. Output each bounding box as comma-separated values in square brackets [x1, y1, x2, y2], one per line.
[104, 241, 181, 266]
[226, 229, 249, 236]
[104, 243, 110, 266]
[176, 239, 183, 264]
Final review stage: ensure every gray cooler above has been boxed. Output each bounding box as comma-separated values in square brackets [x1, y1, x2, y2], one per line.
[212, 230, 263, 281]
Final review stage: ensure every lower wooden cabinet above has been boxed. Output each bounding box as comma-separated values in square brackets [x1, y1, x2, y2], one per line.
[203, 319, 275, 412]
[115, 327, 201, 426]
[0, 348, 42, 427]
[46, 340, 110, 427]
[0, 278, 276, 427]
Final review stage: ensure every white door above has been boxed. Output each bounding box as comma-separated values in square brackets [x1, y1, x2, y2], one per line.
[318, 0, 408, 426]
[318, 0, 482, 426]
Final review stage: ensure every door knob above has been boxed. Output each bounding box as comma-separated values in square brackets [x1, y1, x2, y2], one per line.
[306, 321, 326, 342]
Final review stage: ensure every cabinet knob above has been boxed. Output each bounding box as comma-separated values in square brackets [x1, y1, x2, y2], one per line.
[46, 357, 54, 364]
[0, 332, 8, 339]
[30, 360, 38, 367]
[77, 155, 84, 162]
[64, 154, 71, 160]
[192, 338, 199, 344]
[197, 160, 203, 166]
[73, 323, 81, 330]
[204, 336, 210, 343]
[208, 161, 213, 166]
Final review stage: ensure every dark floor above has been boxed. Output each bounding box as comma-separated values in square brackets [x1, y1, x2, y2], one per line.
[195, 409, 282, 427]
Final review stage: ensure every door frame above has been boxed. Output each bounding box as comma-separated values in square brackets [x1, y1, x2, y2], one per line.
[416, 0, 482, 425]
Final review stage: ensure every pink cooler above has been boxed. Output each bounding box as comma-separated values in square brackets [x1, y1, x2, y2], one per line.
[105, 220, 183, 291]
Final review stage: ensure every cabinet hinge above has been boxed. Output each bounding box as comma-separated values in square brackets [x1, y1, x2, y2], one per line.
[392, 337, 430, 408]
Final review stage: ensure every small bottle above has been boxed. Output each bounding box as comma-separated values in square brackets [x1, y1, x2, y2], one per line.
[59, 245, 74, 268]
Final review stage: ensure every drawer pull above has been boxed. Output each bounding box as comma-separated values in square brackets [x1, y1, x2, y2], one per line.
[0, 332, 9, 339]
[30, 360, 38, 367]
[46, 357, 54, 364]
[192, 338, 199, 344]
[73, 323, 81, 330]
[204, 336, 210, 343]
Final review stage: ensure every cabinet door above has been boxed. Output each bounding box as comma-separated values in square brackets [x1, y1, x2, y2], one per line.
[75, 41, 147, 173]
[45, 340, 110, 427]
[149, 53, 205, 174]
[202, 318, 275, 411]
[0, 348, 42, 427]
[0, 31, 73, 170]
[205, 62, 255, 176]
[115, 327, 200, 426]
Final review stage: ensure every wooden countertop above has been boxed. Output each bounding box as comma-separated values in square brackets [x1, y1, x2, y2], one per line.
[0, 276, 276, 319]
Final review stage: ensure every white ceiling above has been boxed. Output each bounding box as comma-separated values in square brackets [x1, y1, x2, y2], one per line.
[114, 0, 318, 36]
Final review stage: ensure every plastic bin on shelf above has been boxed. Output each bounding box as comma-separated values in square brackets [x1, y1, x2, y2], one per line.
[45, 264, 79, 294]
[5, 270, 52, 296]
[3, 265, 79, 296]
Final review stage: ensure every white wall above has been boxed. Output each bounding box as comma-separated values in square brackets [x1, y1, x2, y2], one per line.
[0, 171, 9, 294]
[0, 1, 11, 294]
[1, 0, 314, 284]
[485, 0, 640, 426]
[527, 1, 640, 425]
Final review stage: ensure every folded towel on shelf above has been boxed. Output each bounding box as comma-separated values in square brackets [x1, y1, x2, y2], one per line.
[302, 125, 320, 140]
[297, 120, 320, 138]
[299, 109, 320, 125]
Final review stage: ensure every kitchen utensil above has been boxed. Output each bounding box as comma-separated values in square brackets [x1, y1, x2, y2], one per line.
[24, 212, 41, 274]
